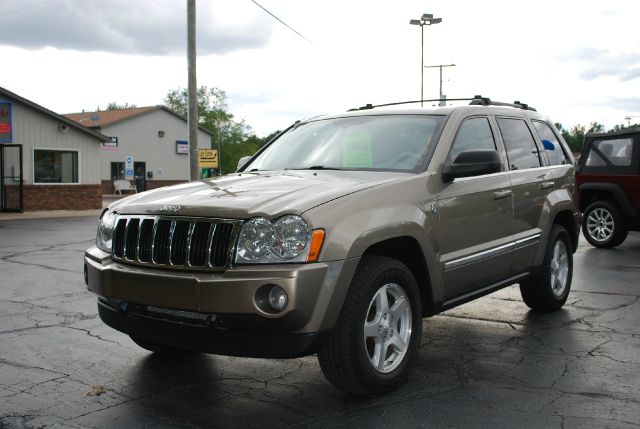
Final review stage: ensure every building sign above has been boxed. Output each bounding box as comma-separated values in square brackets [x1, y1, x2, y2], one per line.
[0, 102, 12, 142]
[198, 149, 218, 168]
[102, 136, 118, 150]
[125, 155, 134, 180]
[176, 140, 189, 154]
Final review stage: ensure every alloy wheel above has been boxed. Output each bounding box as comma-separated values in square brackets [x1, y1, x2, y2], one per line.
[363, 282, 412, 374]
[586, 207, 614, 242]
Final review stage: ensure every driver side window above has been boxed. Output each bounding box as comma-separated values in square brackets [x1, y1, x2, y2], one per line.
[450, 117, 497, 161]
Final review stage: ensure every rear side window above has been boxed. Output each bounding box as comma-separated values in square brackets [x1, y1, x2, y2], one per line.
[497, 118, 541, 170]
[532, 121, 569, 165]
[586, 138, 633, 167]
[449, 117, 496, 161]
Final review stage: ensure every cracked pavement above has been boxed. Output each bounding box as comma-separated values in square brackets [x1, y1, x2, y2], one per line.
[0, 217, 638, 428]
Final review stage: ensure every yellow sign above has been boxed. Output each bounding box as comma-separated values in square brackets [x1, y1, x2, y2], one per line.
[198, 149, 218, 168]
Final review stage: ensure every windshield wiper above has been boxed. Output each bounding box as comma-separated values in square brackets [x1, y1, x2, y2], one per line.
[292, 165, 344, 171]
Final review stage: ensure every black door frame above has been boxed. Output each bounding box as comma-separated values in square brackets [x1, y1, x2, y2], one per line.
[0, 143, 24, 212]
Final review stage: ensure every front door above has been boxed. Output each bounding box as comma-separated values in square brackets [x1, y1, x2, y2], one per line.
[134, 162, 146, 192]
[435, 117, 514, 300]
[0, 144, 23, 212]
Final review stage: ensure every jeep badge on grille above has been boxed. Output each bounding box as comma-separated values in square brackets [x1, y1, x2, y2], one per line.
[160, 204, 181, 213]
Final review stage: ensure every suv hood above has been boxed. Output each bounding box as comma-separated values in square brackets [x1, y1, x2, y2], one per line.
[110, 170, 408, 219]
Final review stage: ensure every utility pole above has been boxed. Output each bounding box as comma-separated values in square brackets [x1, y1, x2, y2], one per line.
[425, 64, 456, 106]
[187, 0, 199, 181]
[624, 116, 640, 127]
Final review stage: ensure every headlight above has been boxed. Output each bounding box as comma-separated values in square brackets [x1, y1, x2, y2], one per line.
[236, 217, 275, 261]
[235, 215, 318, 264]
[96, 210, 117, 252]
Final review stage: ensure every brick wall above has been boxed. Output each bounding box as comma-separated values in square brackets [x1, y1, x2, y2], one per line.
[21, 185, 102, 211]
[101, 180, 187, 194]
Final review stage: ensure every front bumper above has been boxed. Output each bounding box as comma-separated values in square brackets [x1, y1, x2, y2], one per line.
[84, 246, 359, 357]
[97, 299, 330, 358]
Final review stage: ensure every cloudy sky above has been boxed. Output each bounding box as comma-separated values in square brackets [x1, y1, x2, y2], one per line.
[1, 0, 639, 136]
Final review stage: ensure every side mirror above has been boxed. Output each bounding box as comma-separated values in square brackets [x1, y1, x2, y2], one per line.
[442, 149, 501, 183]
[237, 155, 253, 171]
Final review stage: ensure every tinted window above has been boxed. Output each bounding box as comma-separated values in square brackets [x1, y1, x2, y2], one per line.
[449, 117, 496, 161]
[533, 121, 568, 165]
[497, 118, 541, 170]
[586, 138, 633, 167]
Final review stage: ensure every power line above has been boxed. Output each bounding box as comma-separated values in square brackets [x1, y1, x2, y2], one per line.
[249, 0, 312, 44]
[0, 0, 56, 18]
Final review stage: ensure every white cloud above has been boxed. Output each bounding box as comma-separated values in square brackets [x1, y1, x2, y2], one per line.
[2, 0, 640, 136]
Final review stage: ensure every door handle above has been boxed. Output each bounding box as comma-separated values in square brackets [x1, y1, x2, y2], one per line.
[540, 181, 554, 190]
[493, 190, 512, 200]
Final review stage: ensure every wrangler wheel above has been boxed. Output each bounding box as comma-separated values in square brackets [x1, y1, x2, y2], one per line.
[582, 200, 628, 248]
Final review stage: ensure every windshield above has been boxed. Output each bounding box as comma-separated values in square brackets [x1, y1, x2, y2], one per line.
[247, 115, 445, 172]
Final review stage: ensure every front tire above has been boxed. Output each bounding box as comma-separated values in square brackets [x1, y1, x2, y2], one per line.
[520, 225, 573, 312]
[318, 256, 422, 396]
[582, 200, 628, 248]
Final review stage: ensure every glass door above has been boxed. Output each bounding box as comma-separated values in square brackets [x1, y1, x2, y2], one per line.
[0, 144, 23, 212]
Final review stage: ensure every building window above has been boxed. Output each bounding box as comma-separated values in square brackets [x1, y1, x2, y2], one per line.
[33, 150, 79, 183]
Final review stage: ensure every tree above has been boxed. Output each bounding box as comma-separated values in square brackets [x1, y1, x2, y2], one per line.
[608, 122, 640, 132]
[164, 86, 258, 174]
[555, 122, 604, 152]
[106, 102, 137, 110]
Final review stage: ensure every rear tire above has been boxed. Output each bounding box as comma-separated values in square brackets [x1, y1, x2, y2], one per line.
[520, 225, 572, 312]
[318, 255, 422, 396]
[582, 200, 628, 248]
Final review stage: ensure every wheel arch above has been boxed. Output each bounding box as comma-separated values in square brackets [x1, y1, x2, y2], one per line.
[361, 236, 435, 317]
[553, 210, 579, 253]
[579, 182, 638, 217]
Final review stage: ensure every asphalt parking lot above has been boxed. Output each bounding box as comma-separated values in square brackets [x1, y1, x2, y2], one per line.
[0, 215, 638, 429]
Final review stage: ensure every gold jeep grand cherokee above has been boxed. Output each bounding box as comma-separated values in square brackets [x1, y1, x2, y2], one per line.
[84, 96, 581, 396]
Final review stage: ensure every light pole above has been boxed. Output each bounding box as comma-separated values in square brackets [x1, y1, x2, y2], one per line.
[425, 63, 456, 106]
[409, 13, 442, 107]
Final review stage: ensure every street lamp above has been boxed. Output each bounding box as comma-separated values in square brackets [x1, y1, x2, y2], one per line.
[409, 13, 442, 107]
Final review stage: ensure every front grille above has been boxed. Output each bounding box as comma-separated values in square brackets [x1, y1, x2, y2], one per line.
[112, 215, 240, 271]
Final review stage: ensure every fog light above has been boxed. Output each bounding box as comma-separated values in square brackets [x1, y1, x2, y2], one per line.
[268, 286, 288, 311]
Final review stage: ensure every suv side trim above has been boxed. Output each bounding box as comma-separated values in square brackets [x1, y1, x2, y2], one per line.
[444, 242, 514, 270]
[444, 233, 541, 271]
[441, 272, 530, 309]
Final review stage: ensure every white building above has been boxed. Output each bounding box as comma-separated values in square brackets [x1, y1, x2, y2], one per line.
[66, 106, 213, 194]
[1, 86, 107, 212]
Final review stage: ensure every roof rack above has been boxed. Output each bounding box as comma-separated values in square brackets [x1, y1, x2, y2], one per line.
[468, 95, 537, 111]
[348, 95, 536, 112]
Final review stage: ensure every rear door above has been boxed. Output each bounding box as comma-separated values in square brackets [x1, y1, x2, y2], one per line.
[496, 117, 552, 274]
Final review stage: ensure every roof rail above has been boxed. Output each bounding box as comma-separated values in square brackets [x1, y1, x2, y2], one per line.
[348, 95, 536, 112]
[348, 98, 478, 111]
[468, 95, 537, 111]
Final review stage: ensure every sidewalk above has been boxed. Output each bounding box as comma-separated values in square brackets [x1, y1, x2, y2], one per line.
[0, 195, 123, 221]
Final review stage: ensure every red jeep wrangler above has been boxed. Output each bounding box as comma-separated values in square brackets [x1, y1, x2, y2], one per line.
[576, 127, 640, 248]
